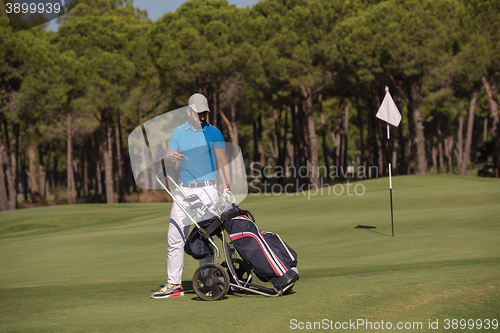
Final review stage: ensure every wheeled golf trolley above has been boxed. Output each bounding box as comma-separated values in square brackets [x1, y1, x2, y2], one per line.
[154, 165, 299, 301]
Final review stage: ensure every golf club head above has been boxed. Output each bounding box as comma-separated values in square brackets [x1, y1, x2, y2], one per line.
[189, 202, 204, 210]
[184, 194, 200, 202]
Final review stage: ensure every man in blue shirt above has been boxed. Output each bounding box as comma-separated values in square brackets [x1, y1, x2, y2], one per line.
[151, 93, 233, 299]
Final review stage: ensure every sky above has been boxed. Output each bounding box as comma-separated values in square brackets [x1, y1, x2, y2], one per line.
[47, 0, 261, 31]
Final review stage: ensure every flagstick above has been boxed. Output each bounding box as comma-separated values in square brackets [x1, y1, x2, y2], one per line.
[389, 162, 394, 237]
[387, 125, 394, 236]
[377, 86, 398, 237]
[386, 87, 394, 236]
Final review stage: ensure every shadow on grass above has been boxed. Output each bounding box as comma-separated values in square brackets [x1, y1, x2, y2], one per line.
[366, 229, 393, 237]
[355, 225, 392, 237]
[184, 279, 297, 301]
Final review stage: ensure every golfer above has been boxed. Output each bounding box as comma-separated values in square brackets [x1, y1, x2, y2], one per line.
[151, 93, 233, 299]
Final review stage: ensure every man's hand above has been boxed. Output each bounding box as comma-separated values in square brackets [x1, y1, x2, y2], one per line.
[166, 150, 182, 163]
[223, 188, 235, 204]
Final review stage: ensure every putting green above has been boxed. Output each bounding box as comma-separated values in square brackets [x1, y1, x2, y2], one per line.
[1, 175, 499, 332]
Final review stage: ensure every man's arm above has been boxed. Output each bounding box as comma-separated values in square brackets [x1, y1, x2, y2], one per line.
[214, 148, 231, 190]
[165, 130, 181, 167]
[165, 148, 182, 167]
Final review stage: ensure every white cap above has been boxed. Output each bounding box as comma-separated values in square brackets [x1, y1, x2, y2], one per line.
[188, 93, 210, 113]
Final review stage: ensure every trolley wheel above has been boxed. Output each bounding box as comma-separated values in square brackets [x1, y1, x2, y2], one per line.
[221, 259, 253, 293]
[192, 263, 230, 301]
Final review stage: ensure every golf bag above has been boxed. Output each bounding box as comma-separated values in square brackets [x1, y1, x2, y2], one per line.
[184, 216, 215, 259]
[222, 205, 299, 291]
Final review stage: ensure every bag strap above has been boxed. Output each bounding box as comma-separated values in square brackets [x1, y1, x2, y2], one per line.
[220, 208, 254, 223]
[220, 210, 243, 222]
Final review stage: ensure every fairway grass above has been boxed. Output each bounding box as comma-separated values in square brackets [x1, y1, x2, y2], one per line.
[1, 175, 499, 332]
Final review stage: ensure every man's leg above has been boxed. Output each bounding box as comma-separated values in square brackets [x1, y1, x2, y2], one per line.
[166, 218, 190, 285]
[151, 190, 190, 299]
[195, 186, 219, 266]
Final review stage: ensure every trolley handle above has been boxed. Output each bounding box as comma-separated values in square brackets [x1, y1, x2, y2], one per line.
[220, 206, 255, 223]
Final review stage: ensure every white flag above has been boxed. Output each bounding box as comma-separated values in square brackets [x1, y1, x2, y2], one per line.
[376, 91, 401, 127]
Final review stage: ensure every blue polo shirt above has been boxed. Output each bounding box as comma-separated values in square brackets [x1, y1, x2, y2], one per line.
[169, 121, 225, 183]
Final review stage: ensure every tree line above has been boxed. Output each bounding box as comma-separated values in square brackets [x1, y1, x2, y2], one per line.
[0, 0, 499, 210]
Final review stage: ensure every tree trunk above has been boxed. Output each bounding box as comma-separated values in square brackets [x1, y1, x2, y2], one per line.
[0, 131, 9, 210]
[398, 118, 407, 175]
[456, 105, 464, 170]
[460, 88, 478, 175]
[220, 103, 239, 146]
[331, 131, 338, 168]
[101, 109, 116, 204]
[67, 113, 76, 204]
[432, 145, 438, 172]
[52, 151, 58, 189]
[343, 101, 350, 177]
[377, 121, 388, 176]
[355, 98, 365, 168]
[481, 75, 500, 175]
[73, 159, 81, 198]
[83, 160, 88, 197]
[318, 93, 330, 178]
[372, 90, 386, 176]
[252, 119, 259, 176]
[0, 115, 19, 210]
[20, 153, 28, 203]
[445, 136, 454, 171]
[96, 160, 103, 196]
[25, 124, 39, 205]
[212, 91, 218, 128]
[410, 84, 427, 175]
[92, 133, 102, 196]
[39, 164, 47, 202]
[280, 108, 289, 185]
[334, 98, 345, 169]
[37, 146, 47, 202]
[111, 120, 119, 201]
[292, 100, 308, 186]
[116, 113, 125, 202]
[405, 93, 417, 174]
[483, 117, 488, 143]
[377, 127, 384, 176]
[9, 124, 18, 209]
[366, 92, 379, 174]
[273, 109, 281, 163]
[444, 137, 450, 171]
[300, 86, 320, 186]
[292, 102, 300, 170]
[269, 141, 278, 161]
[47, 149, 54, 194]
[269, 110, 278, 161]
[436, 117, 444, 171]
[257, 115, 265, 169]
[231, 103, 239, 146]
[287, 140, 294, 167]
[27, 144, 40, 204]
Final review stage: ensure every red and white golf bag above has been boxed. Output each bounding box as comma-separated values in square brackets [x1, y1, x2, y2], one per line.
[222, 207, 299, 291]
